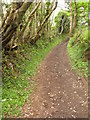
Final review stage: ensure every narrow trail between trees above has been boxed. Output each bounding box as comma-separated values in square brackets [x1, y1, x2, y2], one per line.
[21, 40, 88, 118]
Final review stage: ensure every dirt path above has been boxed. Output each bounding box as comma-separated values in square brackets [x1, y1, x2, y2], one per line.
[21, 40, 88, 118]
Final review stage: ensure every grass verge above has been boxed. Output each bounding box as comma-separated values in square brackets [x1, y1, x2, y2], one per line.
[67, 29, 88, 77]
[2, 35, 66, 117]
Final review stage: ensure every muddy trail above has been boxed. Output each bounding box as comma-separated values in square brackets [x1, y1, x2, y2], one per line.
[21, 40, 88, 118]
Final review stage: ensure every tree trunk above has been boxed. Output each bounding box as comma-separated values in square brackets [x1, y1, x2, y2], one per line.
[1, 2, 32, 48]
[59, 15, 65, 35]
[70, 0, 73, 37]
[35, 0, 37, 35]
[2, 3, 23, 31]
[73, 0, 77, 28]
[31, 1, 58, 44]
[18, 1, 41, 42]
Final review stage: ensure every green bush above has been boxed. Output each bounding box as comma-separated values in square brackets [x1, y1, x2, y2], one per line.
[67, 28, 88, 77]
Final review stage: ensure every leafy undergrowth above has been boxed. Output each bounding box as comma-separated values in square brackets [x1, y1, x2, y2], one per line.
[2, 35, 66, 117]
[67, 27, 88, 77]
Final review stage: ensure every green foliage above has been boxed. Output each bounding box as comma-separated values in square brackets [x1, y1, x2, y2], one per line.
[2, 34, 66, 117]
[46, 1, 50, 8]
[55, 11, 70, 34]
[66, 1, 88, 26]
[67, 27, 88, 77]
[77, 2, 88, 25]
[2, 0, 88, 118]
[73, 26, 88, 48]
[72, 2, 88, 25]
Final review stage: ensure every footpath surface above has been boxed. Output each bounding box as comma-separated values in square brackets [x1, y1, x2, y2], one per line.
[21, 40, 88, 118]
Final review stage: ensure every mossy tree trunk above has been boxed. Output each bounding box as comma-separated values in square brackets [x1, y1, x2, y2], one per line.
[18, 1, 41, 43]
[1, 2, 32, 48]
[31, 1, 58, 44]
